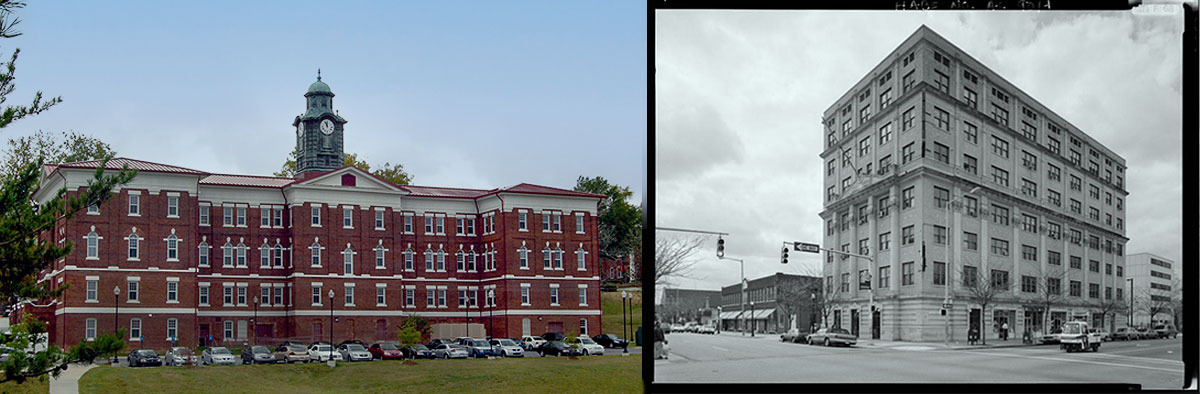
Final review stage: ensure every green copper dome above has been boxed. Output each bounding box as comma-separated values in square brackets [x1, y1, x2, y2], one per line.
[306, 69, 333, 95]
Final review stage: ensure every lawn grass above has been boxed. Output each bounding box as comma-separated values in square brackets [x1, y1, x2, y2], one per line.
[601, 289, 642, 345]
[79, 356, 642, 393]
[0, 376, 49, 394]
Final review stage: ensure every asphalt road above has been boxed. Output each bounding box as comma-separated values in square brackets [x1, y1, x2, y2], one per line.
[655, 332, 1185, 389]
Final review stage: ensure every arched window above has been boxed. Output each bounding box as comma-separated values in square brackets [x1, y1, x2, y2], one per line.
[260, 242, 271, 268]
[274, 242, 284, 268]
[198, 238, 210, 267]
[223, 241, 234, 267]
[127, 232, 140, 259]
[86, 230, 99, 259]
[342, 244, 355, 275]
[236, 241, 247, 267]
[311, 239, 323, 267]
[164, 232, 179, 261]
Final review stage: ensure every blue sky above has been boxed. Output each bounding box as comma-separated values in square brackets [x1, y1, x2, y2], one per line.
[5, 1, 645, 200]
[657, 10, 1183, 293]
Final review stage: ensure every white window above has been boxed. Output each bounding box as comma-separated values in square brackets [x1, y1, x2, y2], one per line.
[375, 245, 386, 269]
[580, 319, 588, 336]
[404, 246, 414, 271]
[274, 243, 284, 268]
[127, 280, 139, 302]
[85, 318, 96, 340]
[576, 246, 587, 271]
[467, 250, 476, 272]
[519, 211, 527, 230]
[375, 211, 385, 229]
[86, 280, 97, 302]
[312, 206, 321, 226]
[543, 247, 551, 269]
[579, 285, 587, 306]
[576, 214, 584, 234]
[436, 216, 445, 234]
[236, 241, 247, 267]
[521, 285, 530, 305]
[261, 207, 270, 227]
[199, 205, 209, 225]
[199, 284, 209, 305]
[424, 215, 433, 234]
[436, 248, 445, 271]
[343, 207, 353, 228]
[127, 232, 140, 259]
[128, 194, 139, 215]
[404, 215, 413, 233]
[167, 196, 178, 217]
[458, 289, 468, 308]
[344, 285, 354, 305]
[542, 213, 551, 231]
[519, 245, 529, 269]
[405, 288, 415, 307]
[237, 206, 246, 226]
[273, 286, 283, 305]
[456, 250, 465, 271]
[130, 318, 141, 340]
[167, 318, 178, 340]
[223, 241, 234, 267]
[466, 218, 475, 235]
[376, 286, 386, 306]
[224, 206, 234, 226]
[553, 213, 561, 232]
[424, 247, 434, 271]
[167, 281, 178, 302]
[86, 231, 99, 259]
[550, 286, 559, 306]
[273, 207, 283, 227]
[311, 240, 323, 267]
[312, 285, 323, 305]
[87, 204, 99, 215]
[553, 248, 563, 269]
[237, 285, 247, 305]
[260, 243, 270, 267]
[343, 245, 354, 275]
[437, 288, 446, 307]
[468, 288, 477, 307]
[426, 286, 436, 307]
[486, 287, 495, 307]
[260, 286, 270, 305]
[165, 234, 179, 261]
[224, 285, 233, 305]
[198, 240, 210, 266]
[456, 218, 464, 235]
[224, 321, 233, 339]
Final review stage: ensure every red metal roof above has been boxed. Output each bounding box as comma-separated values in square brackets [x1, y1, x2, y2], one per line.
[496, 183, 607, 199]
[400, 185, 491, 198]
[200, 174, 295, 188]
[52, 157, 207, 175]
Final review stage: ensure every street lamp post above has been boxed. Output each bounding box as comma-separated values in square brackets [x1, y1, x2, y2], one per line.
[113, 285, 120, 365]
[811, 292, 817, 331]
[750, 301, 756, 337]
[328, 289, 334, 363]
[944, 186, 980, 347]
[253, 297, 258, 346]
[1127, 278, 1134, 327]
[622, 291, 630, 355]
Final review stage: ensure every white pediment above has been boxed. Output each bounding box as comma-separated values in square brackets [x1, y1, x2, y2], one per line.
[294, 166, 405, 192]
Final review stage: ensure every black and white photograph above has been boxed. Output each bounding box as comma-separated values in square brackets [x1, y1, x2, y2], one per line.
[655, 7, 1186, 388]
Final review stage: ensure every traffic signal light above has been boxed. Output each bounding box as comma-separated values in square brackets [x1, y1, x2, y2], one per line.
[781, 247, 789, 264]
[716, 237, 725, 258]
[940, 309, 947, 316]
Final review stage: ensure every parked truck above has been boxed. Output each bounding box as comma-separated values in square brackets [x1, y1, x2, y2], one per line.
[1058, 321, 1103, 352]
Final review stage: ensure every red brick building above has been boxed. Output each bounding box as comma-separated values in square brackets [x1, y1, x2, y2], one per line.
[17, 76, 606, 350]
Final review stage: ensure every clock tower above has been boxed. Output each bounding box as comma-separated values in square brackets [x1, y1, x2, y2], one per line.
[294, 70, 348, 175]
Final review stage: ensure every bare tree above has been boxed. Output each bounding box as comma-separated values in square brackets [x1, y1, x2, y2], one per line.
[1138, 286, 1175, 326]
[1023, 267, 1070, 335]
[958, 264, 1005, 345]
[776, 265, 823, 332]
[653, 235, 704, 287]
[1090, 296, 1128, 333]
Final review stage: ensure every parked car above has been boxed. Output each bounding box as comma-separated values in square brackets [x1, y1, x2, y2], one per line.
[127, 349, 162, 367]
[368, 343, 405, 360]
[488, 338, 524, 357]
[541, 332, 566, 342]
[592, 334, 628, 349]
[1134, 326, 1154, 340]
[806, 327, 857, 347]
[278, 340, 305, 348]
[274, 345, 309, 363]
[572, 337, 605, 356]
[164, 347, 194, 366]
[1112, 327, 1136, 341]
[698, 325, 716, 334]
[504, 338, 526, 350]
[338, 339, 367, 348]
[308, 344, 335, 362]
[780, 328, 806, 343]
[535, 340, 582, 357]
[241, 346, 276, 364]
[1152, 324, 1178, 339]
[431, 344, 469, 359]
[1088, 328, 1112, 342]
[338, 344, 374, 362]
[427, 338, 456, 350]
[521, 335, 547, 350]
[1041, 328, 1064, 344]
[401, 344, 434, 359]
[201, 347, 236, 365]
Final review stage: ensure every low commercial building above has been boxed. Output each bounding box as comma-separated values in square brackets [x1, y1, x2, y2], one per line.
[718, 273, 820, 335]
[1124, 253, 1180, 327]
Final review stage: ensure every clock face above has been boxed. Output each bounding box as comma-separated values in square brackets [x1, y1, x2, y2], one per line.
[320, 119, 335, 135]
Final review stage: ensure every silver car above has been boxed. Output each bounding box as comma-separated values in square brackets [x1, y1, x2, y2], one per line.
[164, 347, 195, 366]
[201, 347, 236, 365]
[489, 338, 524, 357]
[338, 344, 373, 362]
[431, 344, 469, 359]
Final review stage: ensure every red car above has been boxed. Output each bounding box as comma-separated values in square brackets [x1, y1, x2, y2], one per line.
[368, 343, 405, 360]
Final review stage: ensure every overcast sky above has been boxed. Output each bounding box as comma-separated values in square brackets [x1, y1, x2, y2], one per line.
[656, 10, 1184, 294]
[4, 1, 644, 201]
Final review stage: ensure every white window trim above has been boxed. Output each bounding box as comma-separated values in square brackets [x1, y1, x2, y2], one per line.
[578, 284, 588, 306]
[520, 283, 531, 306]
[575, 213, 585, 234]
[166, 195, 180, 218]
[127, 191, 141, 217]
[376, 284, 387, 307]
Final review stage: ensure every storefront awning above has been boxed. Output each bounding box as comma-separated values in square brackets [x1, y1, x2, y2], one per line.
[750, 308, 776, 319]
[718, 311, 743, 320]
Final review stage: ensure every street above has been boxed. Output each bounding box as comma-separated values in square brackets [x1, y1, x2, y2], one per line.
[654, 331, 1185, 389]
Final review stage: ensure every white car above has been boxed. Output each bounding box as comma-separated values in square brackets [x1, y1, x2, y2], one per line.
[698, 326, 716, 334]
[521, 336, 547, 350]
[308, 344, 336, 362]
[489, 338, 524, 357]
[201, 347, 236, 365]
[338, 344, 373, 361]
[574, 337, 605, 356]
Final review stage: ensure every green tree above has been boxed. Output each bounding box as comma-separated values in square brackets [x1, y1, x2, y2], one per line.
[2, 130, 115, 177]
[574, 176, 641, 261]
[0, 1, 136, 383]
[273, 149, 412, 185]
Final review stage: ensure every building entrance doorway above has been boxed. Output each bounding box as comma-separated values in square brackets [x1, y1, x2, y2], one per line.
[871, 310, 881, 339]
[850, 309, 860, 337]
[969, 308, 981, 337]
[199, 324, 210, 347]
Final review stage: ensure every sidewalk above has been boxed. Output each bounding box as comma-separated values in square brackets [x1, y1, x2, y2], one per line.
[856, 337, 1047, 351]
[48, 362, 97, 394]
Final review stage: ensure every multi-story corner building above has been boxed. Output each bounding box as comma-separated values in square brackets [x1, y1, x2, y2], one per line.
[659, 288, 722, 325]
[717, 273, 820, 335]
[819, 26, 1128, 341]
[17, 76, 606, 350]
[1124, 253, 1180, 327]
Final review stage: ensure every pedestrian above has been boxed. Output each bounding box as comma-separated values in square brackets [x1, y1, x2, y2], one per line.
[653, 321, 668, 360]
[1001, 322, 1009, 341]
[968, 324, 980, 345]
